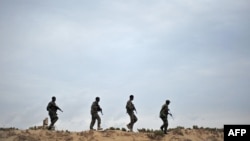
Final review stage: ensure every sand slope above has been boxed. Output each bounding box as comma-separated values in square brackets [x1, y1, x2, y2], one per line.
[0, 128, 223, 141]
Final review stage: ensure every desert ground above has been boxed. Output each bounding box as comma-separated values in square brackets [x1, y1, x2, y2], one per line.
[0, 127, 223, 141]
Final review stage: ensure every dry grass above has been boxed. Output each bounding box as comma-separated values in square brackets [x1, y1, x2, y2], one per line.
[0, 126, 223, 141]
[147, 130, 165, 140]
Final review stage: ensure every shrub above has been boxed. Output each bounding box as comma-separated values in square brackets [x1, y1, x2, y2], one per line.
[146, 129, 154, 133]
[115, 128, 120, 130]
[121, 128, 127, 132]
[176, 126, 185, 129]
[147, 130, 165, 140]
[172, 128, 184, 136]
[137, 128, 146, 133]
[193, 125, 199, 129]
[108, 127, 115, 130]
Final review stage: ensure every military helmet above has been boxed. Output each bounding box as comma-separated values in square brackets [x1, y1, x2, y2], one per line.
[96, 97, 100, 101]
[130, 95, 134, 99]
[166, 99, 170, 104]
[52, 96, 56, 101]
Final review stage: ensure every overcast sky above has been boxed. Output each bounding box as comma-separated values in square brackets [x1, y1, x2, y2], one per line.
[0, 0, 250, 131]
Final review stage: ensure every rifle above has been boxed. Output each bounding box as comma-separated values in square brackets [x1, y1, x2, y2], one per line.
[168, 112, 174, 120]
[56, 106, 63, 112]
[98, 107, 103, 115]
[132, 103, 137, 114]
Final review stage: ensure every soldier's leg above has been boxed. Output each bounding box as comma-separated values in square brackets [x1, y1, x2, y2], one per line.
[163, 118, 168, 134]
[127, 112, 133, 130]
[90, 114, 96, 130]
[52, 116, 58, 125]
[165, 119, 169, 133]
[49, 115, 53, 124]
[97, 114, 102, 129]
[48, 113, 58, 130]
[48, 115, 53, 129]
[130, 113, 137, 131]
[160, 117, 164, 131]
[133, 114, 138, 123]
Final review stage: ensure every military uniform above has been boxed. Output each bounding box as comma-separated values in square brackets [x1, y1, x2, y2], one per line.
[47, 100, 59, 130]
[160, 103, 170, 134]
[126, 99, 137, 131]
[90, 100, 102, 130]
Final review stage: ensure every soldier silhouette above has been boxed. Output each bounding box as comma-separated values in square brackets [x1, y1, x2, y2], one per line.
[46, 96, 63, 130]
[126, 95, 138, 132]
[159, 99, 172, 134]
[90, 97, 103, 130]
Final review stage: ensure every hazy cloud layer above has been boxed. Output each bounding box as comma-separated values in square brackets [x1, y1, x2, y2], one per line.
[0, 0, 250, 131]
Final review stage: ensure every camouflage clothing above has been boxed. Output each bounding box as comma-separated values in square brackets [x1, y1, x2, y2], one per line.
[160, 104, 169, 118]
[126, 100, 137, 131]
[160, 103, 169, 134]
[90, 101, 102, 130]
[47, 101, 59, 129]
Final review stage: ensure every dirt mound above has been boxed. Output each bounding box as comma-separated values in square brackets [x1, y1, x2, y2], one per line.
[0, 127, 223, 141]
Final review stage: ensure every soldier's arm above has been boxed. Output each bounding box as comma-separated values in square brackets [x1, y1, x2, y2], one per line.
[98, 106, 103, 115]
[53, 102, 63, 112]
[128, 101, 134, 110]
[97, 104, 101, 111]
[57, 106, 63, 112]
[132, 103, 137, 112]
[168, 109, 172, 116]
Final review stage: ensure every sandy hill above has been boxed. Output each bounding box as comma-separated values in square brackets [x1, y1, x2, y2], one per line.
[0, 127, 223, 141]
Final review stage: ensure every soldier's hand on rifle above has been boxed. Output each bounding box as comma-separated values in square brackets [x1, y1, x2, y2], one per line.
[168, 112, 174, 120]
[99, 108, 103, 115]
[58, 107, 63, 112]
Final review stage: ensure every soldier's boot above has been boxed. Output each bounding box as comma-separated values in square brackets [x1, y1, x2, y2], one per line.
[48, 125, 54, 130]
[48, 126, 52, 130]
[126, 124, 129, 129]
[164, 124, 168, 134]
[89, 125, 94, 130]
[160, 125, 164, 132]
[129, 124, 134, 132]
[164, 128, 168, 134]
[127, 123, 132, 131]
[90, 120, 95, 130]
[97, 122, 102, 130]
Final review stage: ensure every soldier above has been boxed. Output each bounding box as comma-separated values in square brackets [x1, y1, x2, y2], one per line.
[90, 97, 103, 130]
[159, 99, 172, 134]
[126, 95, 137, 132]
[46, 96, 63, 130]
